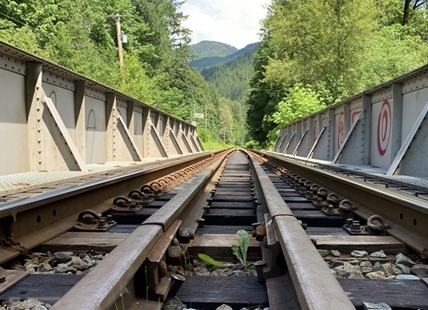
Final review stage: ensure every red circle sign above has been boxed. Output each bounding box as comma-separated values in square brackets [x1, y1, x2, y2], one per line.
[337, 112, 344, 149]
[377, 100, 391, 156]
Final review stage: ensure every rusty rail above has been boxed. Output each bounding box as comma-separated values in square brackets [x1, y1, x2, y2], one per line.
[0, 152, 226, 265]
[247, 150, 355, 310]
[51, 151, 231, 310]
[51, 224, 163, 310]
[255, 151, 428, 256]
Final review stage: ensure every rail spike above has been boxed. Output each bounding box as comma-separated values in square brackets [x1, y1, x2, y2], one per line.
[112, 195, 142, 212]
[366, 215, 391, 234]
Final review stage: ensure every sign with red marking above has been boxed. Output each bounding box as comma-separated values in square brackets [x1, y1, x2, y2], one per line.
[351, 109, 361, 125]
[377, 100, 391, 156]
[337, 112, 344, 149]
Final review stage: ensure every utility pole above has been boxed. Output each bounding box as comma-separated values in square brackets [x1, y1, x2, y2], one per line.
[106, 13, 130, 71]
[115, 14, 124, 71]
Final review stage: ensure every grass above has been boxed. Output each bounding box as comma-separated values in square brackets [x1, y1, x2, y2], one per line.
[202, 140, 235, 151]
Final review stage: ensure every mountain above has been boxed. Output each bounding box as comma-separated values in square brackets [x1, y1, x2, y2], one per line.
[201, 46, 257, 103]
[189, 42, 259, 71]
[189, 41, 238, 59]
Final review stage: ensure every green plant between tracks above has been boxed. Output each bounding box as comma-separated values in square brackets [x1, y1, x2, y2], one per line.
[231, 229, 249, 266]
[197, 229, 251, 267]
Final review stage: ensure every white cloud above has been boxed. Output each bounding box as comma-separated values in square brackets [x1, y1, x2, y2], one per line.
[180, 0, 271, 49]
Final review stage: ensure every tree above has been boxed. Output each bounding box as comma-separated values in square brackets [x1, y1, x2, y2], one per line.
[273, 84, 325, 127]
[359, 24, 428, 88]
[201, 50, 256, 103]
[218, 98, 234, 144]
[266, 84, 325, 142]
[246, 38, 281, 148]
[263, 0, 378, 104]
[402, 0, 426, 25]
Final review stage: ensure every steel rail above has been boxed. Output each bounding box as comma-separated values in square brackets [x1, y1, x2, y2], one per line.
[247, 151, 355, 310]
[258, 151, 428, 255]
[0, 152, 217, 218]
[51, 151, 231, 310]
[0, 152, 224, 265]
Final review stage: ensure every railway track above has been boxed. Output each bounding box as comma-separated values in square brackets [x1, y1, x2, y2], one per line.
[0, 150, 427, 309]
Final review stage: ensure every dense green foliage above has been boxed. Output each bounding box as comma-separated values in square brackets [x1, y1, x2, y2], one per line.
[268, 84, 325, 141]
[0, 0, 227, 147]
[190, 40, 237, 59]
[198, 47, 257, 146]
[201, 50, 255, 102]
[246, 0, 428, 148]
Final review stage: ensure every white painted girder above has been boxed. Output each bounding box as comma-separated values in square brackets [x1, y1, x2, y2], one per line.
[274, 64, 428, 177]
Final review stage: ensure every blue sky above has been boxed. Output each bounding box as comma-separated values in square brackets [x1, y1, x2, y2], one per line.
[180, 0, 271, 49]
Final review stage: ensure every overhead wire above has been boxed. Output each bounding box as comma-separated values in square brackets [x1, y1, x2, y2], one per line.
[0, 11, 27, 27]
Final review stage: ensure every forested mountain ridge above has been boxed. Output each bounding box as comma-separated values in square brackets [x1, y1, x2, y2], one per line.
[201, 49, 255, 103]
[246, 0, 428, 149]
[189, 43, 258, 70]
[198, 46, 257, 147]
[189, 40, 237, 59]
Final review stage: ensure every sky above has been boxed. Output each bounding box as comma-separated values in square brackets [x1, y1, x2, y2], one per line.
[179, 0, 271, 49]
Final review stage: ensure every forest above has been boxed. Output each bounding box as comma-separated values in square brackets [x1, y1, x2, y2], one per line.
[246, 0, 428, 148]
[0, 1, 427, 150]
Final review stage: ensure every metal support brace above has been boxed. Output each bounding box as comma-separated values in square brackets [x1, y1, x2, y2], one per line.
[284, 132, 296, 155]
[308, 126, 325, 159]
[192, 134, 204, 152]
[277, 134, 287, 153]
[148, 119, 168, 157]
[116, 115, 143, 161]
[43, 96, 87, 171]
[180, 131, 193, 153]
[292, 129, 308, 156]
[272, 136, 282, 153]
[167, 128, 184, 155]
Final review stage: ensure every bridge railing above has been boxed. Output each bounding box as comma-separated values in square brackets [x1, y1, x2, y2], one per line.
[0, 41, 204, 176]
[273, 64, 428, 177]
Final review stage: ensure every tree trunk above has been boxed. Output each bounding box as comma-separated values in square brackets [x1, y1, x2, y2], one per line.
[402, 0, 411, 25]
